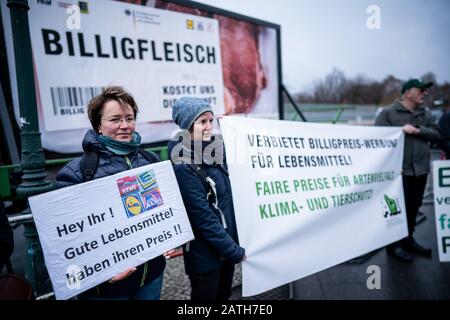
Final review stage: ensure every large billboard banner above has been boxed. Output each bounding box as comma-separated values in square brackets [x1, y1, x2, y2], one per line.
[1, 0, 279, 153]
[4, 0, 224, 131]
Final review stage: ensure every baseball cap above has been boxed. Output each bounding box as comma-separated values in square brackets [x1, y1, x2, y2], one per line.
[401, 79, 433, 94]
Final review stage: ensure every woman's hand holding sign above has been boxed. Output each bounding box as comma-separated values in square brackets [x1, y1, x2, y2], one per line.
[108, 267, 137, 284]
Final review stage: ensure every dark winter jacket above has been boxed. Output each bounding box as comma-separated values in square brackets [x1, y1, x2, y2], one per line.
[167, 138, 245, 275]
[56, 130, 165, 297]
[438, 112, 450, 158]
[375, 101, 442, 176]
[0, 200, 14, 273]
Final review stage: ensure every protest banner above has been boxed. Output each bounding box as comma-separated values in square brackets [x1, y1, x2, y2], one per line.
[29, 161, 193, 300]
[219, 117, 408, 296]
[433, 160, 450, 262]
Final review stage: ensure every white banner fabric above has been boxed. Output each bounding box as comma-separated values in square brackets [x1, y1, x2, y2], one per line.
[432, 160, 450, 262]
[219, 117, 408, 296]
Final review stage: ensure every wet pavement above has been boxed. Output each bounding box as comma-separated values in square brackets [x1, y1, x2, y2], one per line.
[4, 185, 449, 300]
[160, 202, 450, 300]
[291, 202, 450, 299]
[161, 256, 289, 300]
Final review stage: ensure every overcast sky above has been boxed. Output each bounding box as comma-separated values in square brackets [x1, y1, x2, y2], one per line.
[196, 0, 450, 93]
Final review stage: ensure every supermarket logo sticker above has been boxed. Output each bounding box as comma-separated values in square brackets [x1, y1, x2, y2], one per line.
[116, 170, 164, 218]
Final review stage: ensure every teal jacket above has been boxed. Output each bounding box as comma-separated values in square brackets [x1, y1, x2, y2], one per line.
[375, 101, 442, 176]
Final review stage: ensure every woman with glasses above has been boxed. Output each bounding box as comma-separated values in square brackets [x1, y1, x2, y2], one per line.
[56, 86, 166, 300]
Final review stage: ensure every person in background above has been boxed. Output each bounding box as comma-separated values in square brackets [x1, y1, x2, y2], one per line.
[56, 86, 166, 300]
[375, 79, 441, 262]
[375, 79, 442, 262]
[438, 98, 450, 159]
[168, 97, 245, 300]
[0, 200, 14, 274]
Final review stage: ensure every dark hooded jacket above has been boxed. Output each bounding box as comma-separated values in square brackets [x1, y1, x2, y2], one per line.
[375, 101, 442, 176]
[167, 138, 245, 275]
[56, 130, 165, 297]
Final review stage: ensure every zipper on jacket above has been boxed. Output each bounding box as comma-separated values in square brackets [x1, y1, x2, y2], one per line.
[124, 156, 133, 169]
[205, 176, 228, 229]
[140, 262, 148, 287]
[124, 155, 149, 287]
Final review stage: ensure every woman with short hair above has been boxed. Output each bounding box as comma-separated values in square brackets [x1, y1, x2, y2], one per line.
[56, 86, 165, 300]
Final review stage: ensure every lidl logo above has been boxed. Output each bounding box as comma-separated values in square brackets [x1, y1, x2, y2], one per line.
[116, 170, 164, 218]
[124, 195, 143, 217]
[186, 19, 194, 30]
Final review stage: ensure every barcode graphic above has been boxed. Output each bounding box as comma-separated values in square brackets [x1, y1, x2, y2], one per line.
[50, 87, 103, 115]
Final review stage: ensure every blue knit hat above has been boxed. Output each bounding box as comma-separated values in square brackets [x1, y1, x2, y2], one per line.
[172, 97, 213, 130]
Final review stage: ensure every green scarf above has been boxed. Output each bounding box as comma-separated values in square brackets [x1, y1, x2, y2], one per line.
[97, 132, 141, 155]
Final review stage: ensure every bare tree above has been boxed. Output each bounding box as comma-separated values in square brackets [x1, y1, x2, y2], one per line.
[293, 70, 445, 106]
[313, 68, 347, 103]
[420, 72, 438, 106]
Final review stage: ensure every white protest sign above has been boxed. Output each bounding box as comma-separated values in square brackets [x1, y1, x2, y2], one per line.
[29, 161, 193, 300]
[5, 0, 224, 131]
[219, 117, 408, 296]
[433, 160, 450, 262]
